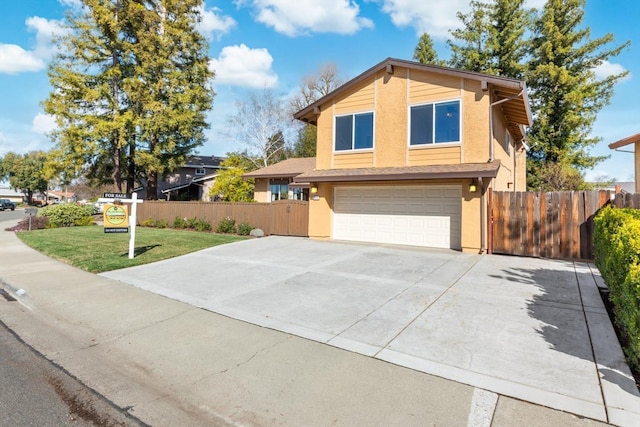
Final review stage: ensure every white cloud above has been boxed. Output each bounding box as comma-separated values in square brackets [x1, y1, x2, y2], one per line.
[375, 0, 469, 38]
[209, 44, 278, 88]
[375, 0, 548, 38]
[0, 16, 66, 75]
[594, 60, 631, 81]
[58, 0, 83, 7]
[26, 16, 67, 59]
[0, 44, 45, 74]
[237, 0, 373, 36]
[32, 113, 57, 135]
[197, 5, 237, 39]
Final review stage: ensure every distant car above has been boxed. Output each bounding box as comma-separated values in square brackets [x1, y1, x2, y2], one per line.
[0, 199, 16, 211]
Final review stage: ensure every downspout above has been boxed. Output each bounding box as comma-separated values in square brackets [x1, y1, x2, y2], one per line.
[489, 87, 526, 161]
[479, 177, 485, 254]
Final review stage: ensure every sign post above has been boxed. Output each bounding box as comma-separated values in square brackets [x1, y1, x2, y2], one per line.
[98, 192, 143, 259]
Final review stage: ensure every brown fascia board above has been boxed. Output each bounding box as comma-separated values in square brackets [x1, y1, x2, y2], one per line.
[609, 133, 640, 150]
[242, 172, 301, 179]
[294, 58, 528, 124]
[295, 162, 501, 183]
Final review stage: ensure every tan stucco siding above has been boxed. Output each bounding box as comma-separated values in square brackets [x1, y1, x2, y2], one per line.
[515, 147, 527, 191]
[408, 146, 461, 166]
[316, 108, 333, 170]
[461, 80, 490, 164]
[409, 70, 462, 104]
[308, 182, 333, 240]
[253, 178, 268, 203]
[307, 179, 484, 252]
[374, 69, 408, 167]
[635, 144, 640, 193]
[334, 77, 375, 114]
[491, 105, 516, 191]
[333, 152, 374, 168]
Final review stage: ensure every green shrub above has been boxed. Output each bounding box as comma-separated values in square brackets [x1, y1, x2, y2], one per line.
[39, 203, 96, 228]
[155, 219, 169, 229]
[74, 216, 95, 226]
[237, 222, 252, 236]
[594, 205, 640, 370]
[173, 217, 188, 229]
[141, 218, 155, 227]
[216, 217, 236, 234]
[190, 218, 211, 232]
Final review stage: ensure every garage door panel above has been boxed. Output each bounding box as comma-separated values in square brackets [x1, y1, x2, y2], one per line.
[333, 186, 461, 249]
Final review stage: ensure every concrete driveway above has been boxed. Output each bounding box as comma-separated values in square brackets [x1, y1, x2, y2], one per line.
[101, 236, 640, 425]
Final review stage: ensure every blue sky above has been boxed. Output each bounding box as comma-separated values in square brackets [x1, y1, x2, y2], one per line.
[0, 0, 637, 182]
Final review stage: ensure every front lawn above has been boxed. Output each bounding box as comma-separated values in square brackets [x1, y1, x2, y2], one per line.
[17, 226, 246, 273]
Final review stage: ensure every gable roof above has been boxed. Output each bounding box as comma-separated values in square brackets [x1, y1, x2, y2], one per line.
[294, 58, 532, 141]
[243, 157, 316, 179]
[609, 133, 640, 150]
[294, 160, 501, 183]
[183, 155, 225, 168]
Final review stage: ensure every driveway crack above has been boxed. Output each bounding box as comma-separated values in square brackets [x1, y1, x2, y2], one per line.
[192, 336, 292, 385]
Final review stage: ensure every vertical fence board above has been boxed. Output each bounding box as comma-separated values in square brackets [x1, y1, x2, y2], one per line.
[490, 190, 615, 261]
[136, 201, 309, 237]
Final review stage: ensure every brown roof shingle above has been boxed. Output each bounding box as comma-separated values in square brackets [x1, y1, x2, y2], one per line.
[243, 157, 316, 179]
[294, 161, 501, 183]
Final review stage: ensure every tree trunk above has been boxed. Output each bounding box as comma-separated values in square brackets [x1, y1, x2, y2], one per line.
[112, 143, 122, 192]
[145, 134, 158, 200]
[126, 137, 135, 194]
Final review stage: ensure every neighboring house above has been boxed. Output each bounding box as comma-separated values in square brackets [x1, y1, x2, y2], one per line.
[155, 155, 224, 201]
[47, 190, 76, 203]
[288, 58, 531, 252]
[0, 186, 23, 204]
[244, 157, 316, 202]
[608, 133, 639, 193]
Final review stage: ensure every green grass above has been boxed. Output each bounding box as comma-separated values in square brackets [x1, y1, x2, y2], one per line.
[17, 225, 246, 273]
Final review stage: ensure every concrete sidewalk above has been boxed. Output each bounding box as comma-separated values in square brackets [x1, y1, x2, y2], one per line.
[0, 221, 636, 426]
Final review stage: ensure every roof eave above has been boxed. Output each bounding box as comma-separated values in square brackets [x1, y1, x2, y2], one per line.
[294, 58, 529, 125]
[609, 133, 640, 150]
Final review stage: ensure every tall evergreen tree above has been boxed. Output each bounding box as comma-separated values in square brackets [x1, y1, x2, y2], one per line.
[413, 33, 445, 66]
[44, 0, 213, 198]
[527, 0, 629, 188]
[448, 0, 530, 78]
[448, 1, 493, 72]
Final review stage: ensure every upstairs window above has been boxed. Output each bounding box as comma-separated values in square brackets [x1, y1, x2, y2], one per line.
[195, 168, 206, 175]
[410, 100, 461, 146]
[335, 112, 374, 151]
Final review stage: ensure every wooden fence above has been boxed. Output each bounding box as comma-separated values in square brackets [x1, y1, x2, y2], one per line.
[611, 191, 640, 208]
[489, 190, 611, 260]
[137, 200, 309, 237]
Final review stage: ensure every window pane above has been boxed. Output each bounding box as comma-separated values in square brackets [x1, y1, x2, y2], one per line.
[410, 104, 433, 145]
[354, 113, 373, 149]
[270, 184, 279, 201]
[280, 184, 289, 200]
[435, 101, 460, 143]
[335, 116, 353, 151]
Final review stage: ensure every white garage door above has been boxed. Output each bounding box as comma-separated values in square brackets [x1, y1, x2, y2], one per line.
[333, 185, 461, 249]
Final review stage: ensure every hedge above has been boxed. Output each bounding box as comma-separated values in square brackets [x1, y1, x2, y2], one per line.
[594, 205, 640, 370]
[38, 203, 97, 228]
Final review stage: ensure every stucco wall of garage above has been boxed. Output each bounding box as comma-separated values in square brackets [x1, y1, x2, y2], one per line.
[308, 180, 482, 252]
[253, 178, 268, 203]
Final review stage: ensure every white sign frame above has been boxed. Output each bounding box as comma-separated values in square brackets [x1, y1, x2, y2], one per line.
[98, 192, 143, 259]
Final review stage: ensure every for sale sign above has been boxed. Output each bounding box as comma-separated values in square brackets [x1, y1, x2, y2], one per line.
[103, 204, 129, 233]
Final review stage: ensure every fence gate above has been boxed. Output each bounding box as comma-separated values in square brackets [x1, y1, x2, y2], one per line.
[269, 200, 309, 237]
[489, 190, 611, 260]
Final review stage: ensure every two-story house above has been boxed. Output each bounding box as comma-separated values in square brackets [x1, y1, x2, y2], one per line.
[290, 58, 531, 253]
[157, 155, 224, 201]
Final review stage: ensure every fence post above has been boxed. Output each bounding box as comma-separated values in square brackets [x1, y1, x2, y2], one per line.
[487, 188, 493, 254]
